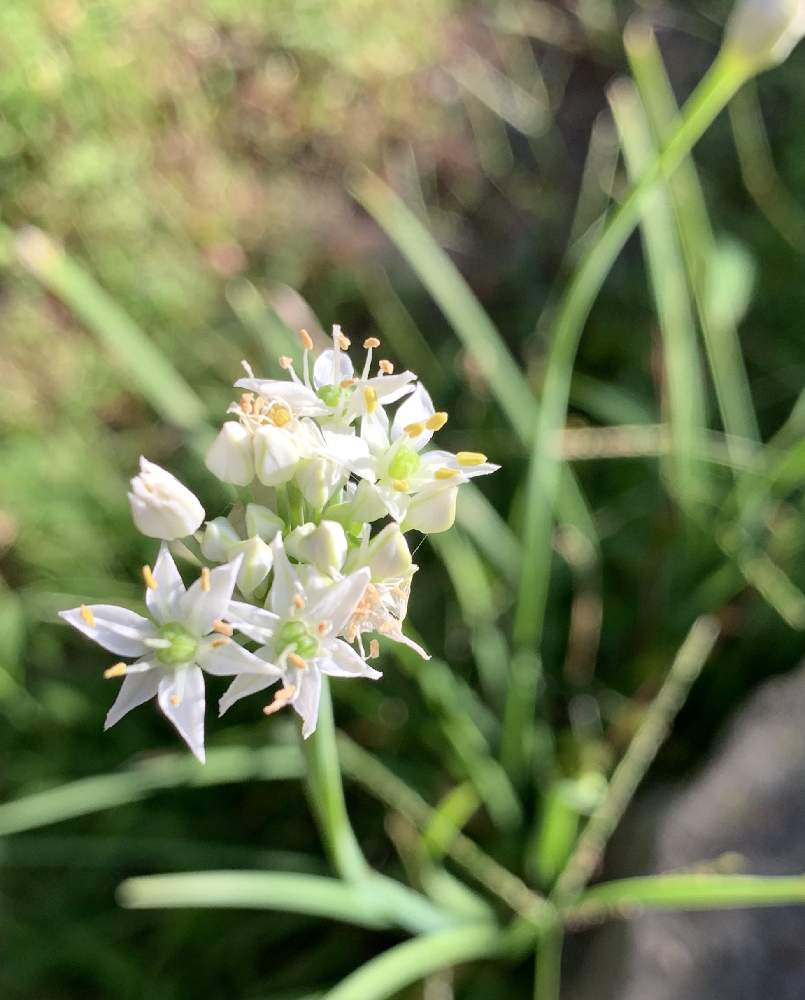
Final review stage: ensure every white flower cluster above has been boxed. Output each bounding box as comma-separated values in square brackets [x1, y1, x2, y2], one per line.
[61, 327, 498, 761]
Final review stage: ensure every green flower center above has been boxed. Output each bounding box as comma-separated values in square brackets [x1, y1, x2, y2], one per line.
[156, 622, 198, 667]
[388, 445, 421, 481]
[316, 384, 345, 408]
[274, 619, 319, 660]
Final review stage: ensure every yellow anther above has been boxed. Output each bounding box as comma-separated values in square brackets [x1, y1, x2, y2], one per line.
[142, 565, 158, 590]
[287, 652, 307, 670]
[363, 387, 378, 414]
[456, 451, 487, 467]
[404, 421, 426, 437]
[212, 619, 234, 636]
[200, 567, 212, 593]
[104, 662, 127, 679]
[435, 467, 459, 480]
[426, 411, 448, 431]
[239, 392, 255, 413]
[369, 639, 380, 659]
[299, 329, 314, 351]
[340, 378, 358, 387]
[378, 359, 394, 374]
[363, 337, 380, 349]
[267, 402, 291, 427]
[211, 637, 230, 649]
[80, 605, 96, 627]
[264, 685, 295, 715]
[170, 694, 181, 706]
[392, 479, 410, 493]
[279, 355, 293, 370]
[293, 593, 305, 610]
[338, 333, 351, 350]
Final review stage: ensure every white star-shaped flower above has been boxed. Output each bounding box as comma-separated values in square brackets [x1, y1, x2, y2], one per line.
[220, 535, 381, 737]
[60, 546, 275, 762]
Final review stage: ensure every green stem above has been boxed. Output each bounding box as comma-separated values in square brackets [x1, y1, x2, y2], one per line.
[533, 919, 564, 1000]
[514, 50, 749, 652]
[301, 678, 369, 882]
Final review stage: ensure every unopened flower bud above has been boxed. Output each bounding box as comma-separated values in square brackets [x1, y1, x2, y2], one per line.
[402, 485, 458, 535]
[201, 517, 241, 562]
[286, 520, 348, 573]
[724, 0, 805, 71]
[230, 535, 274, 595]
[245, 503, 284, 542]
[364, 523, 413, 580]
[253, 424, 300, 486]
[295, 456, 342, 510]
[128, 458, 205, 540]
[205, 422, 255, 486]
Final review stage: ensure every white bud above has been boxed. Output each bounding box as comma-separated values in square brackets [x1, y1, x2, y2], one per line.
[346, 479, 388, 524]
[253, 425, 300, 486]
[230, 536, 274, 595]
[294, 456, 342, 510]
[363, 523, 413, 580]
[724, 0, 805, 70]
[245, 503, 284, 541]
[205, 422, 254, 486]
[285, 520, 348, 573]
[128, 457, 205, 540]
[200, 517, 241, 562]
[402, 485, 458, 535]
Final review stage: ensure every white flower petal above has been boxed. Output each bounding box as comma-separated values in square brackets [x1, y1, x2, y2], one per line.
[292, 667, 322, 739]
[269, 536, 300, 616]
[181, 554, 243, 637]
[59, 605, 157, 657]
[146, 543, 186, 624]
[219, 671, 279, 716]
[234, 378, 328, 416]
[253, 425, 302, 487]
[321, 429, 374, 479]
[158, 666, 206, 763]
[391, 383, 435, 444]
[360, 405, 391, 454]
[306, 568, 371, 635]
[104, 666, 161, 729]
[227, 600, 280, 643]
[368, 371, 417, 403]
[312, 349, 354, 389]
[197, 638, 282, 677]
[318, 639, 383, 680]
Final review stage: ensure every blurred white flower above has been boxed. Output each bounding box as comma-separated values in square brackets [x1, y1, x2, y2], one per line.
[128, 458, 205, 540]
[725, 0, 805, 70]
[221, 536, 380, 737]
[59, 547, 274, 761]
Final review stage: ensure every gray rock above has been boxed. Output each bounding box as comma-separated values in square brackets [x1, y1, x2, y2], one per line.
[568, 663, 805, 1000]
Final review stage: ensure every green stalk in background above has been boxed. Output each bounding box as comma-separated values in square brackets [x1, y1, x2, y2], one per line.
[514, 47, 755, 654]
[609, 77, 710, 512]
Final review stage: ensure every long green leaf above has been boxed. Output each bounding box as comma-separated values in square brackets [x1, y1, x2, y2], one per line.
[325, 923, 506, 1000]
[567, 874, 805, 920]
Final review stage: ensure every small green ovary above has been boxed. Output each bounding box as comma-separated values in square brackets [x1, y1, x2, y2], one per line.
[156, 622, 198, 666]
[388, 445, 421, 481]
[316, 384, 345, 408]
[274, 619, 319, 659]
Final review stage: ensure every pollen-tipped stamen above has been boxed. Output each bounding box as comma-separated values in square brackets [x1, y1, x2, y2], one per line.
[435, 467, 459, 480]
[264, 684, 296, 716]
[142, 565, 158, 590]
[200, 567, 211, 593]
[404, 421, 425, 438]
[456, 451, 487, 467]
[364, 386, 378, 414]
[104, 662, 128, 679]
[212, 619, 234, 636]
[80, 605, 96, 627]
[427, 412, 448, 432]
[392, 479, 410, 493]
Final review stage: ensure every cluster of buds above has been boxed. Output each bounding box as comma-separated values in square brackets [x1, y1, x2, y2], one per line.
[61, 327, 498, 760]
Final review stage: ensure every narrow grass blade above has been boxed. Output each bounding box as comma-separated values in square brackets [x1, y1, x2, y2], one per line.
[350, 168, 535, 445]
[0, 746, 304, 836]
[14, 226, 207, 431]
[565, 874, 805, 923]
[325, 923, 506, 1000]
[625, 21, 760, 451]
[609, 78, 709, 509]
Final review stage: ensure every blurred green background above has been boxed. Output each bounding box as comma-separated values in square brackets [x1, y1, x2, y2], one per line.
[3, 0, 805, 997]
